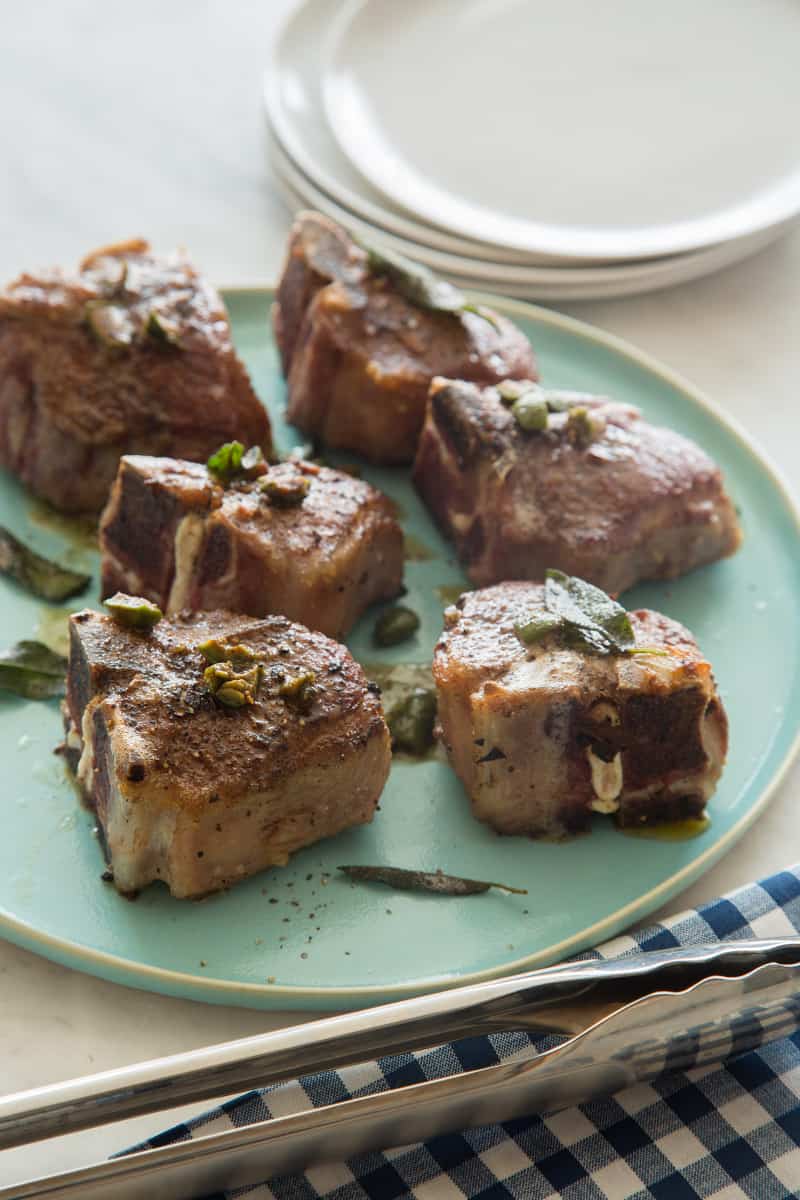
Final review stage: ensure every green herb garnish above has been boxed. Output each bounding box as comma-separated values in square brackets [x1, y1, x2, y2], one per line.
[207, 442, 266, 485]
[0, 526, 90, 602]
[514, 570, 637, 656]
[259, 474, 310, 507]
[84, 300, 136, 348]
[105, 593, 163, 630]
[364, 243, 500, 330]
[204, 661, 262, 708]
[387, 688, 437, 756]
[0, 641, 67, 701]
[338, 865, 527, 896]
[145, 310, 183, 348]
[279, 671, 317, 714]
[513, 613, 562, 645]
[373, 606, 420, 648]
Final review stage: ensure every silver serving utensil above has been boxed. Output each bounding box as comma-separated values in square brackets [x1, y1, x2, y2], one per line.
[2, 939, 800, 1199]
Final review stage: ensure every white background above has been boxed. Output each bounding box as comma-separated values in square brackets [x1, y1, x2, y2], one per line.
[1, 0, 799, 1186]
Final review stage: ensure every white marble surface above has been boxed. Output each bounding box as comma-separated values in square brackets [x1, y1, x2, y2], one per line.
[1, 0, 800, 1188]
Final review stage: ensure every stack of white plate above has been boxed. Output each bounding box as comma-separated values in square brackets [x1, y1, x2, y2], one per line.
[265, 0, 800, 302]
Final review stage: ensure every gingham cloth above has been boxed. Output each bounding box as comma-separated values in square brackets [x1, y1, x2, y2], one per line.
[136, 867, 800, 1199]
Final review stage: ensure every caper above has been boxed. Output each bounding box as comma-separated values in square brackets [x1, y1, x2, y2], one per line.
[511, 392, 548, 433]
[373, 605, 420, 647]
[497, 379, 540, 405]
[387, 689, 437, 755]
[564, 406, 603, 449]
[259, 475, 310, 507]
[279, 671, 317, 713]
[104, 593, 162, 630]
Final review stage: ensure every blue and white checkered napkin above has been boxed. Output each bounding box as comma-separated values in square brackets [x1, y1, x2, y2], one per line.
[137, 867, 800, 1199]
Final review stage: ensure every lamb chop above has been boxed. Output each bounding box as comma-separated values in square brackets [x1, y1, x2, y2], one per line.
[65, 604, 391, 898]
[0, 239, 271, 513]
[433, 577, 728, 839]
[99, 451, 404, 640]
[414, 378, 741, 593]
[274, 212, 537, 464]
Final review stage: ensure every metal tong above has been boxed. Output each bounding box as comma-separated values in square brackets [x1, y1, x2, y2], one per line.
[3, 938, 800, 1199]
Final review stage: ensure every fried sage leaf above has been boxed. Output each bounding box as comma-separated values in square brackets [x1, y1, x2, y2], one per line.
[0, 640, 67, 700]
[338, 864, 527, 896]
[0, 526, 90, 602]
[544, 569, 635, 653]
[364, 244, 500, 329]
[514, 570, 636, 656]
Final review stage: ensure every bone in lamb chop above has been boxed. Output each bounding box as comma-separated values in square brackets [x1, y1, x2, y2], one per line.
[0, 239, 271, 513]
[64, 604, 391, 898]
[99, 448, 404, 640]
[273, 211, 537, 464]
[433, 576, 728, 839]
[413, 378, 741, 594]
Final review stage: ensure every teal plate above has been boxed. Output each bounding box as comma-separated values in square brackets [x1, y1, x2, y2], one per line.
[1, 289, 799, 1012]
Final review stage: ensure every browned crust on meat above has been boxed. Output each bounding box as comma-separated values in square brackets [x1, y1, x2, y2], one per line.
[274, 212, 537, 463]
[414, 378, 742, 593]
[68, 609, 389, 812]
[99, 455, 404, 639]
[433, 583, 728, 838]
[0, 240, 272, 512]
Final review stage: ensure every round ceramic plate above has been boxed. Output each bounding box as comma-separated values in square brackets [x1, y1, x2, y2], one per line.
[323, 0, 800, 261]
[1, 289, 799, 1012]
[270, 139, 791, 302]
[264, 0, 563, 266]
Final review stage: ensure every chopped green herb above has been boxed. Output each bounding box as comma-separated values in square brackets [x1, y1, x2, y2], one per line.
[0, 526, 90, 601]
[84, 300, 136, 348]
[363, 243, 500, 329]
[338, 865, 527, 896]
[145, 309, 183, 348]
[259, 474, 310, 507]
[207, 441, 267, 485]
[373, 605, 420, 647]
[279, 671, 317, 714]
[207, 441, 244, 481]
[104, 593, 163, 630]
[204, 661, 262, 708]
[387, 688, 437, 756]
[511, 392, 548, 432]
[0, 640, 66, 700]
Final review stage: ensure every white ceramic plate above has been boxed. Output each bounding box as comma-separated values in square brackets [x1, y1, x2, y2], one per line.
[271, 140, 789, 302]
[323, 0, 800, 261]
[265, 0, 568, 265]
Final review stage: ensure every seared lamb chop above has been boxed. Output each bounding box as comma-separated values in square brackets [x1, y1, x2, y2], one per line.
[433, 580, 728, 839]
[99, 453, 403, 639]
[274, 212, 537, 463]
[66, 606, 390, 898]
[414, 378, 741, 593]
[0, 239, 271, 513]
